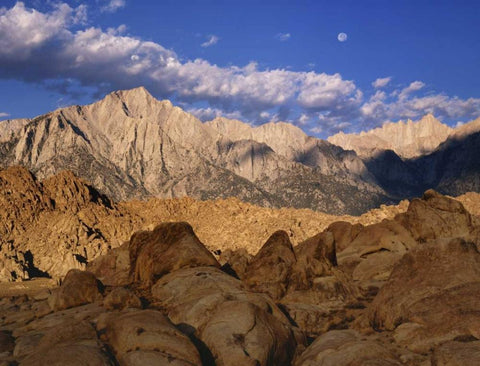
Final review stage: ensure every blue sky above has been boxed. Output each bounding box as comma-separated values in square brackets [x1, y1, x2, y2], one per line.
[0, 0, 479, 137]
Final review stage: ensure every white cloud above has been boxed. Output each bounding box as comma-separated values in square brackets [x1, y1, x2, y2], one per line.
[188, 107, 242, 121]
[201, 35, 219, 48]
[0, 2, 83, 59]
[275, 33, 291, 41]
[0, 112, 9, 118]
[309, 126, 323, 134]
[101, 0, 126, 13]
[398, 80, 425, 100]
[372, 77, 391, 89]
[298, 113, 309, 125]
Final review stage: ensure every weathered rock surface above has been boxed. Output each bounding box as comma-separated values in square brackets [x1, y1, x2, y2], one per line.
[432, 340, 480, 365]
[0, 166, 135, 282]
[102, 287, 142, 311]
[396, 189, 474, 242]
[129, 222, 220, 286]
[97, 310, 202, 366]
[87, 243, 131, 287]
[1, 175, 480, 365]
[48, 269, 103, 311]
[19, 320, 113, 366]
[199, 300, 297, 366]
[294, 330, 402, 366]
[151, 266, 289, 330]
[369, 238, 480, 352]
[244, 230, 297, 300]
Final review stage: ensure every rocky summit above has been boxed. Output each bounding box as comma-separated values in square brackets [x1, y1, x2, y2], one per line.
[1, 164, 480, 365]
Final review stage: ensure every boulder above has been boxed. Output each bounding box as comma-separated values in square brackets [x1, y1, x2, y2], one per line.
[20, 344, 114, 366]
[337, 220, 416, 280]
[282, 231, 359, 305]
[0, 330, 14, 354]
[17, 320, 113, 366]
[96, 310, 202, 366]
[432, 340, 480, 365]
[199, 300, 297, 366]
[48, 269, 103, 311]
[294, 330, 401, 366]
[243, 231, 297, 299]
[87, 242, 131, 287]
[151, 266, 289, 330]
[103, 287, 142, 310]
[279, 302, 348, 338]
[129, 222, 219, 286]
[218, 248, 252, 279]
[396, 189, 474, 242]
[325, 221, 363, 253]
[369, 238, 480, 352]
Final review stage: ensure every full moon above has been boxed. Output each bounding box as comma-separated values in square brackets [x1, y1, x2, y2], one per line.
[337, 32, 348, 42]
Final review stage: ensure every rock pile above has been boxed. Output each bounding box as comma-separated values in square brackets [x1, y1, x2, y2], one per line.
[2, 184, 480, 364]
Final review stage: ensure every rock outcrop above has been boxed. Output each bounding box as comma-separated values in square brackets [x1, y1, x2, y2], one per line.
[48, 269, 103, 311]
[129, 222, 220, 286]
[369, 238, 480, 351]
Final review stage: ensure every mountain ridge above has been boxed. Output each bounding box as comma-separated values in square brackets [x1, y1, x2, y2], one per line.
[0, 87, 388, 215]
[328, 114, 454, 159]
[2, 86, 480, 215]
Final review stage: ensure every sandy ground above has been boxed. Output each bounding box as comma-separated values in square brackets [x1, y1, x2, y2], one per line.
[0, 278, 57, 298]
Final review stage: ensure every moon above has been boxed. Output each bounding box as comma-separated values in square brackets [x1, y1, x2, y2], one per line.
[337, 32, 348, 42]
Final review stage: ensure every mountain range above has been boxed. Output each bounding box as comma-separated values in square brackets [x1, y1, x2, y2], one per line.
[1, 86, 480, 214]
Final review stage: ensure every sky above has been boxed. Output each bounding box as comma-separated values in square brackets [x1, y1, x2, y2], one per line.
[0, 0, 479, 137]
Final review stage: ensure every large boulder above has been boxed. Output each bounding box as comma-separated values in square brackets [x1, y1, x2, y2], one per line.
[369, 238, 480, 352]
[129, 222, 220, 286]
[325, 221, 364, 253]
[337, 220, 416, 281]
[282, 231, 359, 305]
[243, 231, 297, 300]
[199, 300, 297, 366]
[102, 287, 142, 311]
[96, 310, 202, 366]
[218, 248, 252, 279]
[151, 266, 302, 365]
[151, 266, 289, 330]
[294, 330, 401, 366]
[432, 340, 480, 365]
[87, 242, 131, 287]
[48, 269, 103, 311]
[396, 189, 474, 242]
[17, 320, 113, 366]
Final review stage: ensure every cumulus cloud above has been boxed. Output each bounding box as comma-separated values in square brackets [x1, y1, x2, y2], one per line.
[0, 2, 479, 136]
[0, 112, 9, 118]
[398, 81, 425, 100]
[201, 35, 219, 47]
[101, 0, 126, 13]
[372, 77, 391, 89]
[275, 33, 291, 41]
[188, 106, 242, 121]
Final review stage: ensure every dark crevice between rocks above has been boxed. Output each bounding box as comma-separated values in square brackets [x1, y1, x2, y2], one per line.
[220, 263, 240, 279]
[176, 323, 216, 366]
[276, 303, 299, 328]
